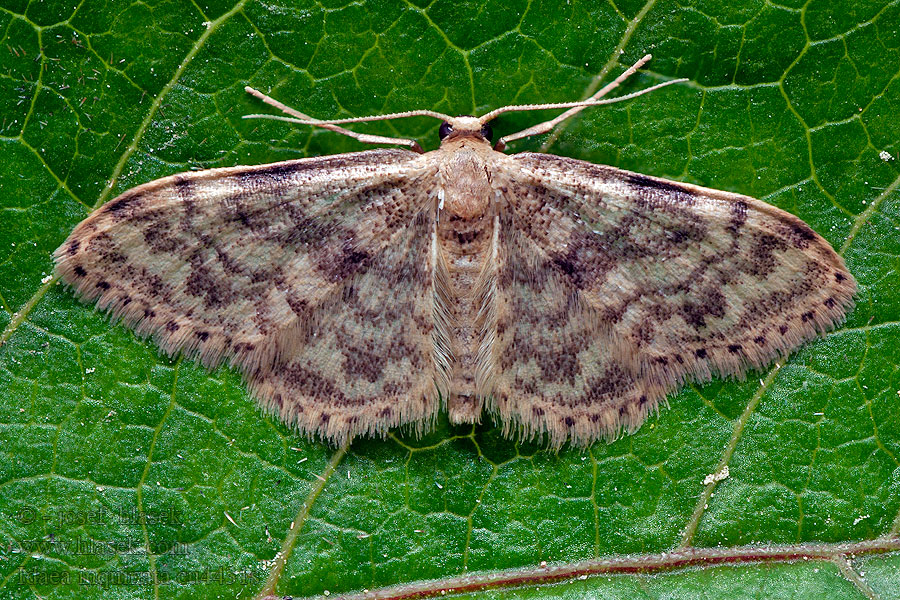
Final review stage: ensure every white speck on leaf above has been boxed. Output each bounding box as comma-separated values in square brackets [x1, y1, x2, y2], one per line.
[703, 465, 730, 485]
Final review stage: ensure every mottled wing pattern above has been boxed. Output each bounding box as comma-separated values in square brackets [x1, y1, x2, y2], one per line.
[54, 149, 441, 445]
[249, 207, 440, 444]
[486, 212, 664, 447]
[489, 152, 856, 447]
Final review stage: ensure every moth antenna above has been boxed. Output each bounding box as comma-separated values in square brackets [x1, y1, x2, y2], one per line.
[244, 86, 454, 152]
[484, 55, 688, 151]
[480, 54, 654, 125]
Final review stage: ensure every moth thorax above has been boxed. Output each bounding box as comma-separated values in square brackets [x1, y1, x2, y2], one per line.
[440, 149, 492, 220]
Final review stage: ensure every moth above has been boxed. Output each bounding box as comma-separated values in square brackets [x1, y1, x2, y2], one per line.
[53, 56, 856, 448]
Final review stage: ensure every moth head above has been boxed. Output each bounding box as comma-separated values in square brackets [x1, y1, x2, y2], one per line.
[438, 116, 493, 144]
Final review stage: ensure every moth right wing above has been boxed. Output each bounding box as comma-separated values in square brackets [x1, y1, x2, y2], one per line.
[55, 149, 443, 444]
[486, 152, 855, 447]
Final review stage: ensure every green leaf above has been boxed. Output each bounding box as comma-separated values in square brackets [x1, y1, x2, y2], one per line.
[1, 1, 899, 599]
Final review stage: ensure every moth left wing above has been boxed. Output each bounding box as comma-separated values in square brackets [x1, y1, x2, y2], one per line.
[55, 149, 443, 445]
[487, 152, 856, 447]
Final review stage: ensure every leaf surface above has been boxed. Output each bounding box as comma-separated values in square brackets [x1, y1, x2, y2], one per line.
[1, 1, 899, 598]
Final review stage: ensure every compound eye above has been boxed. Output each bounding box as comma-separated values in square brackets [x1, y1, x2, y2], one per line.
[480, 123, 493, 142]
[438, 122, 453, 140]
